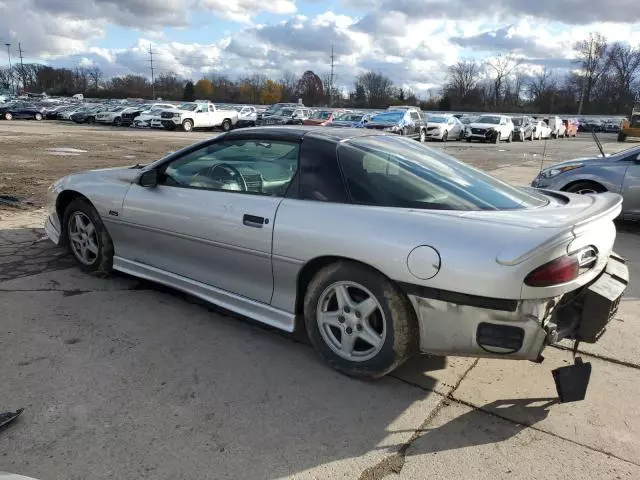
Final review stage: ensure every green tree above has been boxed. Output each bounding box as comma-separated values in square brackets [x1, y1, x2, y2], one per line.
[183, 81, 195, 101]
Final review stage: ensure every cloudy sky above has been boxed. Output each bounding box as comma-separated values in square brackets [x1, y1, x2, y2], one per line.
[2, 0, 640, 95]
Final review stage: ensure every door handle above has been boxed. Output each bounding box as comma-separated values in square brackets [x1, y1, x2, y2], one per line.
[243, 214, 266, 228]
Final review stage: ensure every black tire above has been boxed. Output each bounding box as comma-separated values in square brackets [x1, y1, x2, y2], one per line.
[564, 181, 606, 195]
[494, 131, 500, 143]
[4, 112, 13, 120]
[618, 132, 627, 142]
[419, 128, 426, 143]
[304, 261, 417, 378]
[34, 113, 43, 121]
[221, 119, 232, 132]
[506, 132, 512, 143]
[529, 130, 534, 141]
[441, 130, 448, 142]
[87, 116, 95, 124]
[466, 138, 472, 142]
[182, 119, 194, 132]
[113, 117, 122, 127]
[458, 130, 464, 141]
[63, 198, 114, 275]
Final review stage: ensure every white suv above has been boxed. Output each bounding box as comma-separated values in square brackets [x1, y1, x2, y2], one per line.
[466, 115, 514, 143]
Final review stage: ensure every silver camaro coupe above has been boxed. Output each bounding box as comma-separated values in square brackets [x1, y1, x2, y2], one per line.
[45, 126, 628, 383]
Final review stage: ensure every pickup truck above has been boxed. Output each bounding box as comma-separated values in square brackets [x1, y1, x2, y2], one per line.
[158, 102, 239, 132]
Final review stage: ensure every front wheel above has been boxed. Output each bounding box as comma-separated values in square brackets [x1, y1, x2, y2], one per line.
[565, 181, 606, 195]
[304, 261, 417, 378]
[63, 198, 114, 275]
[34, 113, 43, 121]
[419, 129, 426, 143]
[506, 132, 512, 143]
[441, 130, 448, 142]
[113, 117, 122, 127]
[182, 119, 194, 132]
[4, 112, 13, 120]
[618, 132, 627, 142]
[221, 119, 232, 132]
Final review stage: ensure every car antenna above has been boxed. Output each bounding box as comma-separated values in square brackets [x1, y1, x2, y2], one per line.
[540, 133, 548, 173]
[592, 130, 606, 158]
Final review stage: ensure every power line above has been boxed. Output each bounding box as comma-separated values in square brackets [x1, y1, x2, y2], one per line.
[5, 43, 12, 94]
[149, 44, 155, 99]
[329, 45, 335, 107]
[18, 42, 25, 90]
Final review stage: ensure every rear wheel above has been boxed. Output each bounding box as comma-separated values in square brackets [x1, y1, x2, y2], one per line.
[182, 119, 194, 132]
[565, 181, 606, 195]
[4, 112, 13, 120]
[419, 129, 426, 143]
[304, 261, 417, 378]
[34, 113, 43, 121]
[113, 117, 122, 127]
[63, 199, 114, 275]
[506, 132, 513, 143]
[441, 130, 448, 142]
[618, 132, 627, 142]
[221, 119, 232, 132]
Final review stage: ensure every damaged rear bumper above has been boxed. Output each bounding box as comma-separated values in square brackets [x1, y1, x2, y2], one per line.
[403, 253, 628, 361]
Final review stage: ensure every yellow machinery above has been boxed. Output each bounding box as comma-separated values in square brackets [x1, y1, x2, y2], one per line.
[618, 103, 640, 141]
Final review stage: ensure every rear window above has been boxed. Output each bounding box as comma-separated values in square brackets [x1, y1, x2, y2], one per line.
[337, 136, 548, 211]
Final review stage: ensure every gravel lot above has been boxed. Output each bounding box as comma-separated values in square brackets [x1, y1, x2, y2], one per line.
[1, 121, 639, 480]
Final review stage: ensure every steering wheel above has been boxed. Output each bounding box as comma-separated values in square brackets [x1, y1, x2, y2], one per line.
[201, 163, 247, 191]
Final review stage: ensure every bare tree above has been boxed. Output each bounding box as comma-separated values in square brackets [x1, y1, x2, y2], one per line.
[574, 32, 610, 114]
[445, 60, 479, 105]
[296, 70, 324, 106]
[608, 42, 640, 112]
[280, 70, 298, 102]
[485, 54, 519, 106]
[355, 71, 393, 108]
[87, 66, 103, 91]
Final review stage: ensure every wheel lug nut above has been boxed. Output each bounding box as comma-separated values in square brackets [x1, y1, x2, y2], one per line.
[345, 327, 353, 335]
[344, 307, 350, 313]
[338, 316, 345, 323]
[355, 311, 361, 318]
[356, 324, 363, 331]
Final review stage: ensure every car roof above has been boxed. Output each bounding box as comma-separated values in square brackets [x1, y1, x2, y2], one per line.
[224, 125, 390, 142]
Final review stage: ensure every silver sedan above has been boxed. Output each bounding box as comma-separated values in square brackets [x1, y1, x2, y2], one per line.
[45, 127, 628, 380]
[532, 146, 640, 220]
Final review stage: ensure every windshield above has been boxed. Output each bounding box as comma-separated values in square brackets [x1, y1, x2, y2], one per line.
[337, 135, 548, 211]
[475, 116, 500, 124]
[311, 111, 331, 120]
[512, 117, 524, 126]
[336, 113, 364, 122]
[275, 108, 294, 117]
[178, 103, 199, 111]
[371, 111, 404, 122]
[429, 116, 448, 123]
[266, 104, 286, 114]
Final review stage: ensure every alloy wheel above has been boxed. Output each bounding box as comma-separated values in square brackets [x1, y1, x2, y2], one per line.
[67, 212, 99, 266]
[316, 281, 387, 362]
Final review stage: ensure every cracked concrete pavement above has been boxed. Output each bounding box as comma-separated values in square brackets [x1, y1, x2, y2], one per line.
[2, 138, 640, 479]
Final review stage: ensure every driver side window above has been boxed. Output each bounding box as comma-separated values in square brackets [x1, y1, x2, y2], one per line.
[159, 139, 300, 197]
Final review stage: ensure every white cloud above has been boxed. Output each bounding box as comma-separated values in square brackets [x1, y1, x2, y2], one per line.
[199, 0, 297, 23]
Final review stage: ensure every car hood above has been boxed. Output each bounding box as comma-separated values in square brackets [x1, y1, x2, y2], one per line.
[544, 156, 607, 170]
[366, 120, 400, 127]
[427, 122, 446, 128]
[469, 122, 499, 129]
[330, 120, 360, 127]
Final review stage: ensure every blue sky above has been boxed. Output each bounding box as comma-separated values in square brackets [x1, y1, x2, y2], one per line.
[3, 0, 640, 95]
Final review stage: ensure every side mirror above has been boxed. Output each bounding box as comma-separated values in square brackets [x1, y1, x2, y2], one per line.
[138, 169, 158, 188]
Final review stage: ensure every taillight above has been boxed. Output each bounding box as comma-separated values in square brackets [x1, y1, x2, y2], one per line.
[525, 255, 579, 287]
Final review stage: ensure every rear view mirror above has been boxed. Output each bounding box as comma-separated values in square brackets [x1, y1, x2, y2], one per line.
[138, 169, 158, 188]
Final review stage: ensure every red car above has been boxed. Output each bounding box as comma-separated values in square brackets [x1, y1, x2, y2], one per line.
[303, 110, 338, 126]
[563, 118, 579, 137]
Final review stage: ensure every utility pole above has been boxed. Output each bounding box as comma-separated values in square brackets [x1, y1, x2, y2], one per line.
[149, 44, 155, 100]
[329, 45, 335, 107]
[18, 42, 25, 92]
[5, 43, 12, 94]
